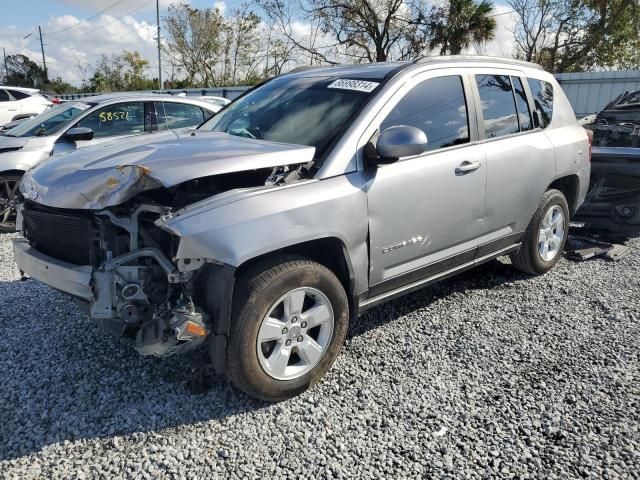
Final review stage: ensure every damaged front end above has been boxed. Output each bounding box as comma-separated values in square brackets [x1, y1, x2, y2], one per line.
[575, 92, 640, 237]
[15, 200, 211, 357]
[13, 131, 314, 357]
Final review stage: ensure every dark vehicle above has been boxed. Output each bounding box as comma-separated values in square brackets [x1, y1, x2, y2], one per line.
[577, 90, 640, 236]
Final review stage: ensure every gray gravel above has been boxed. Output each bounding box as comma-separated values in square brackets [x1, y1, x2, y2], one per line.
[1, 231, 638, 479]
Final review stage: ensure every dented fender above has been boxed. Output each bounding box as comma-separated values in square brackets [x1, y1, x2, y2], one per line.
[158, 173, 371, 298]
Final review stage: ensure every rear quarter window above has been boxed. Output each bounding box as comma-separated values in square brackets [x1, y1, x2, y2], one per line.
[7, 89, 31, 100]
[527, 79, 554, 128]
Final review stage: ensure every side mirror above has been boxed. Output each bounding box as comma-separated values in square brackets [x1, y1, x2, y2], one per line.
[63, 127, 94, 142]
[370, 126, 428, 165]
[532, 110, 542, 128]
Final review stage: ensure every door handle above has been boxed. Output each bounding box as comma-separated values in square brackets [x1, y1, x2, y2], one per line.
[455, 161, 481, 175]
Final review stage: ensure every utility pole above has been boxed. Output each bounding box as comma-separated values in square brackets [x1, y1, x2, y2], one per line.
[3, 48, 7, 83]
[156, 0, 162, 89]
[38, 26, 48, 87]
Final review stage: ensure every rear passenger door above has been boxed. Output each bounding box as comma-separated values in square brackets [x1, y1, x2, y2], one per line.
[472, 71, 555, 245]
[155, 101, 207, 130]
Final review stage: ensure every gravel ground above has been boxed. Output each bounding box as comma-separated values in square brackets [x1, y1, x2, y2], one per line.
[0, 231, 638, 479]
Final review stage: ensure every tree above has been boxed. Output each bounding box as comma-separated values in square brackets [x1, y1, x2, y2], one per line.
[508, 0, 640, 72]
[4, 54, 47, 88]
[163, 3, 226, 86]
[430, 0, 496, 55]
[88, 51, 155, 92]
[256, 0, 437, 64]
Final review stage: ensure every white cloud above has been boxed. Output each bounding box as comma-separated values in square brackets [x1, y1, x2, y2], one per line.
[0, 12, 163, 86]
[467, 4, 518, 58]
[58, 0, 182, 13]
[214, 1, 226, 14]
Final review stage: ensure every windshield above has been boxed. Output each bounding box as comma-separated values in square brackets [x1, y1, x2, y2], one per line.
[6, 101, 94, 138]
[198, 76, 376, 158]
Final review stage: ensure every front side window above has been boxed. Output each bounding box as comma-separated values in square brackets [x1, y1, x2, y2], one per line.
[5, 102, 93, 137]
[157, 102, 205, 130]
[475, 74, 520, 138]
[77, 102, 145, 138]
[381, 76, 470, 151]
[199, 76, 374, 159]
[527, 78, 554, 128]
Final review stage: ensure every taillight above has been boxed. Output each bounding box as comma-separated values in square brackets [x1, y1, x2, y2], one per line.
[51, 98, 61, 104]
[585, 128, 594, 162]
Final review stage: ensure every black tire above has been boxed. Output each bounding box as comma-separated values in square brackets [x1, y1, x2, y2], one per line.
[0, 173, 22, 234]
[510, 189, 569, 275]
[225, 255, 349, 401]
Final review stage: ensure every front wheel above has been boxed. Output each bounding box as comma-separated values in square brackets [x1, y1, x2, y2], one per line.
[0, 173, 22, 233]
[510, 188, 569, 275]
[224, 255, 349, 401]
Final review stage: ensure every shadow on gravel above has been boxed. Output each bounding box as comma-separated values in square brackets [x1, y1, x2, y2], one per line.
[0, 259, 525, 461]
[349, 258, 529, 339]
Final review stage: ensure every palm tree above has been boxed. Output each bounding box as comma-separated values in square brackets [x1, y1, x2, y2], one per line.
[430, 0, 497, 55]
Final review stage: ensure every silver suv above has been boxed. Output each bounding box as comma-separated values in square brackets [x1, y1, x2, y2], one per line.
[13, 57, 590, 401]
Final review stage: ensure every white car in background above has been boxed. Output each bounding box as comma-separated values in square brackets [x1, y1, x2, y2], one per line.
[197, 96, 231, 112]
[0, 87, 52, 125]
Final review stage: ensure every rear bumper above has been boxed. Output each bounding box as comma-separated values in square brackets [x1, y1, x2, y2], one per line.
[13, 238, 94, 300]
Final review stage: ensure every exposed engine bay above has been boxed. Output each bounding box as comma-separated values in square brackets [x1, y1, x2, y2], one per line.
[18, 162, 309, 357]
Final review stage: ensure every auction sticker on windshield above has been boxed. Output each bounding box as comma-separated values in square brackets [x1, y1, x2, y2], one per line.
[327, 79, 380, 93]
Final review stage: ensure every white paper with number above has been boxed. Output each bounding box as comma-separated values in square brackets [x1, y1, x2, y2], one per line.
[327, 79, 380, 93]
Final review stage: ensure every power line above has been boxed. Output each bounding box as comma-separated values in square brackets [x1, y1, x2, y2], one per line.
[45, 0, 129, 37]
[45, 0, 155, 45]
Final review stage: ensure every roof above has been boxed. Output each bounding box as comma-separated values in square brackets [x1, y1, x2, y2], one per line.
[413, 55, 544, 70]
[0, 86, 39, 92]
[285, 56, 544, 82]
[67, 92, 218, 109]
[286, 62, 409, 81]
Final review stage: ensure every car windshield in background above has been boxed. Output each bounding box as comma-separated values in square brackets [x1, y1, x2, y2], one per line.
[6, 102, 94, 138]
[198, 76, 376, 157]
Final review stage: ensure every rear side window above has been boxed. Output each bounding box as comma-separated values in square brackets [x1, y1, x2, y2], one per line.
[157, 102, 206, 130]
[475, 74, 519, 138]
[7, 89, 30, 100]
[0, 90, 10, 102]
[527, 79, 554, 128]
[381, 75, 470, 151]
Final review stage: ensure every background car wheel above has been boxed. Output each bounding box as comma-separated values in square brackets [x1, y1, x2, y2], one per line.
[510, 188, 570, 275]
[224, 255, 349, 401]
[0, 173, 22, 233]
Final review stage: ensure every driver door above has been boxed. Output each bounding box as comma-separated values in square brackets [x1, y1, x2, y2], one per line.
[365, 71, 487, 296]
[52, 101, 151, 155]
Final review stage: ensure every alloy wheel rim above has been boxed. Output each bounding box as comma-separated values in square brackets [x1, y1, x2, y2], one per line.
[256, 287, 334, 381]
[538, 205, 564, 262]
[0, 177, 19, 229]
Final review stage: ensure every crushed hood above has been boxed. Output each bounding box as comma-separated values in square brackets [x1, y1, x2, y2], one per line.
[20, 130, 315, 209]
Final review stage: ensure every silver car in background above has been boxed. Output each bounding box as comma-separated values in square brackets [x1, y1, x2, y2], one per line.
[12, 57, 590, 401]
[0, 94, 218, 231]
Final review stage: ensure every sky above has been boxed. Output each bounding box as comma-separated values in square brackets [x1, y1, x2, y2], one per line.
[0, 0, 517, 86]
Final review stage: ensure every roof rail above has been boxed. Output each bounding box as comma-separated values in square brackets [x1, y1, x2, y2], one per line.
[413, 55, 544, 70]
[287, 64, 339, 74]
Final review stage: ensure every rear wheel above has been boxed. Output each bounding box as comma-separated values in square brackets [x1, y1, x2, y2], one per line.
[0, 173, 22, 233]
[224, 255, 349, 401]
[510, 189, 569, 275]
